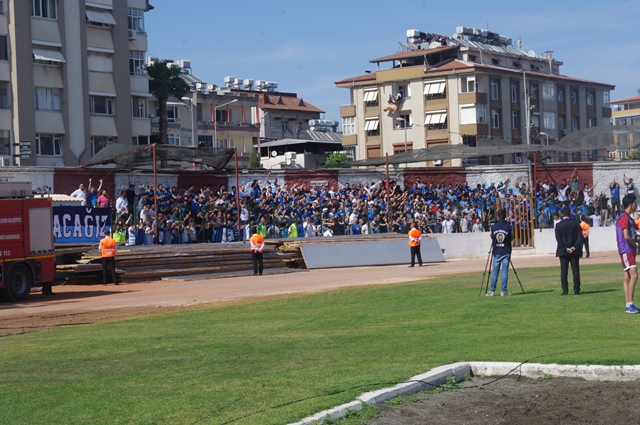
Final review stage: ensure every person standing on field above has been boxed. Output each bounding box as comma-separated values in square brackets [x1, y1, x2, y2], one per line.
[250, 229, 265, 276]
[487, 208, 513, 297]
[99, 229, 118, 286]
[407, 222, 423, 267]
[555, 207, 583, 295]
[616, 194, 639, 313]
[579, 215, 591, 259]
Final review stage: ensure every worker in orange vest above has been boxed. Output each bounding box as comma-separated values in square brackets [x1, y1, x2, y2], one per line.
[408, 222, 423, 267]
[99, 229, 119, 285]
[250, 228, 265, 276]
[579, 215, 591, 259]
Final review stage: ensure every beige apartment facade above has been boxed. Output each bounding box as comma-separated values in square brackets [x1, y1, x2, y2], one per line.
[336, 27, 614, 167]
[1, 0, 152, 167]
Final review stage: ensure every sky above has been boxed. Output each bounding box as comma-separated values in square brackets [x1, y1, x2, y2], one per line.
[146, 0, 639, 124]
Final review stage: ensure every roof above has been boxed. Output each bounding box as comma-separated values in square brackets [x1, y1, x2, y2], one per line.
[334, 73, 377, 86]
[256, 138, 343, 148]
[611, 95, 640, 104]
[369, 45, 458, 63]
[259, 93, 324, 113]
[257, 130, 342, 148]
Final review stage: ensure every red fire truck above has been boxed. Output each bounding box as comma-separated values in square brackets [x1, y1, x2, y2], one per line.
[0, 182, 55, 301]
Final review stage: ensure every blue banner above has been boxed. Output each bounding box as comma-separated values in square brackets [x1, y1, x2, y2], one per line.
[53, 206, 112, 245]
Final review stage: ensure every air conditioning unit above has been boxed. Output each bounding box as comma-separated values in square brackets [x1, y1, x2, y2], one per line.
[433, 159, 443, 166]
[515, 156, 523, 164]
[562, 129, 568, 135]
[0, 157, 10, 166]
[128, 29, 137, 40]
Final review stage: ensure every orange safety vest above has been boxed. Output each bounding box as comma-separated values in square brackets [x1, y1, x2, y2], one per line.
[250, 234, 264, 252]
[579, 221, 590, 238]
[100, 236, 117, 258]
[408, 228, 422, 247]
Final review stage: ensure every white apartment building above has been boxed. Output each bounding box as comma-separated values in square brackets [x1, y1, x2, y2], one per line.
[336, 27, 614, 166]
[1, 0, 152, 167]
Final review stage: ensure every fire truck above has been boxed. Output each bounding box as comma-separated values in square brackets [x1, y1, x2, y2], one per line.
[0, 182, 55, 301]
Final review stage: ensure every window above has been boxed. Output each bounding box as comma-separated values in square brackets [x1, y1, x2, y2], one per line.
[572, 116, 579, 131]
[32, 48, 64, 65]
[129, 51, 146, 76]
[542, 82, 555, 102]
[511, 81, 519, 103]
[90, 96, 115, 115]
[88, 52, 113, 72]
[342, 117, 355, 135]
[0, 1, 4, 15]
[167, 133, 180, 146]
[127, 8, 145, 32]
[0, 35, 7, 61]
[543, 112, 556, 130]
[460, 104, 485, 125]
[197, 135, 213, 148]
[531, 113, 540, 129]
[292, 123, 301, 132]
[91, 136, 114, 156]
[32, 0, 57, 19]
[36, 134, 62, 156]
[603, 91, 610, 107]
[363, 88, 378, 104]
[281, 122, 288, 132]
[131, 96, 147, 118]
[86, 9, 116, 27]
[490, 79, 499, 100]
[133, 135, 150, 145]
[396, 114, 412, 129]
[364, 118, 380, 135]
[423, 80, 446, 99]
[0, 129, 9, 156]
[424, 110, 447, 129]
[215, 108, 229, 122]
[166, 104, 179, 122]
[587, 90, 595, 106]
[34, 87, 61, 111]
[477, 104, 487, 124]
[529, 82, 539, 100]
[571, 88, 578, 104]
[397, 84, 411, 99]
[512, 110, 519, 130]
[559, 115, 566, 132]
[0, 85, 8, 109]
[588, 117, 597, 128]
[491, 109, 500, 129]
[460, 74, 476, 93]
[558, 87, 565, 102]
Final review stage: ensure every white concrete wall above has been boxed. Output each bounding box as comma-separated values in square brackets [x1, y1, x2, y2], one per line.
[434, 226, 616, 260]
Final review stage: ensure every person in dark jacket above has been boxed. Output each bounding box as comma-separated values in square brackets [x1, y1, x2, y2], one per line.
[555, 207, 583, 295]
[486, 208, 513, 296]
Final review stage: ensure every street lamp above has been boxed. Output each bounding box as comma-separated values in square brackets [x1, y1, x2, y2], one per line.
[214, 99, 238, 149]
[180, 96, 196, 146]
[539, 131, 549, 146]
[395, 117, 408, 152]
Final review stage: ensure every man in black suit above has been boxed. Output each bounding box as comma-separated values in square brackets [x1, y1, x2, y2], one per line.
[555, 207, 584, 295]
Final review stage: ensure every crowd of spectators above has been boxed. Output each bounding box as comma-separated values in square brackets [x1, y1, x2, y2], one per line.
[75, 171, 629, 246]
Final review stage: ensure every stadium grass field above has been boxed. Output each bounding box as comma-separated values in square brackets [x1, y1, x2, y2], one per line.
[2, 263, 638, 425]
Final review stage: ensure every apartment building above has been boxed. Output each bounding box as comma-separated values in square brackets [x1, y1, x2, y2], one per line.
[336, 27, 614, 166]
[1, 0, 152, 167]
[609, 94, 640, 160]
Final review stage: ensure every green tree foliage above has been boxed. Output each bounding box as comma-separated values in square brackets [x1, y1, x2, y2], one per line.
[147, 61, 190, 145]
[325, 152, 350, 168]
[248, 148, 261, 169]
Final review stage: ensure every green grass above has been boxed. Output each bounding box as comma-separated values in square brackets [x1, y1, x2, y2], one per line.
[1, 263, 639, 424]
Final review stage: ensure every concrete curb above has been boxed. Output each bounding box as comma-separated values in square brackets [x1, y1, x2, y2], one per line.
[288, 361, 640, 424]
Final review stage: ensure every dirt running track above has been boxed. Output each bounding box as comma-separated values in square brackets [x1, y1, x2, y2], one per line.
[0, 251, 620, 336]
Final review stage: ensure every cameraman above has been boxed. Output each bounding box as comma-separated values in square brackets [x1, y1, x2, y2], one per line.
[486, 208, 513, 297]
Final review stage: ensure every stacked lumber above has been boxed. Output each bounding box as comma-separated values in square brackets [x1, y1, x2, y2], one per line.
[55, 243, 296, 284]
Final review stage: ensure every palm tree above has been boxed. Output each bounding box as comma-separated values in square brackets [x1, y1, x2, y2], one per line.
[147, 61, 190, 145]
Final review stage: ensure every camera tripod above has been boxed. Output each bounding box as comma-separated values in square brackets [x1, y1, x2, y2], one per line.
[478, 245, 525, 296]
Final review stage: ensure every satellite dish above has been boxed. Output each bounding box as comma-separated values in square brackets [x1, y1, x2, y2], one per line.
[271, 151, 277, 157]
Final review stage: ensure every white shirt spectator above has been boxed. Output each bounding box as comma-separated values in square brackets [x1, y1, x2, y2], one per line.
[442, 218, 455, 233]
[116, 195, 128, 214]
[70, 186, 87, 206]
[590, 214, 601, 227]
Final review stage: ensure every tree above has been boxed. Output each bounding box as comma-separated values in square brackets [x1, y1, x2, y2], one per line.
[248, 148, 261, 169]
[147, 61, 190, 145]
[325, 152, 350, 168]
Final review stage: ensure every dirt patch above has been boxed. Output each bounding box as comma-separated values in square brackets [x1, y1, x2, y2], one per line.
[367, 375, 640, 425]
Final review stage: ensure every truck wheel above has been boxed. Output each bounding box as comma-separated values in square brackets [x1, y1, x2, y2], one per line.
[3, 264, 33, 302]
